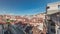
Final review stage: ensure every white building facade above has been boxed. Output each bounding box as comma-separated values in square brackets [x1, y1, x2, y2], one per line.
[46, 2, 60, 34]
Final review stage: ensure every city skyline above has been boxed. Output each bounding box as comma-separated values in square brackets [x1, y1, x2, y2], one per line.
[0, 0, 60, 15]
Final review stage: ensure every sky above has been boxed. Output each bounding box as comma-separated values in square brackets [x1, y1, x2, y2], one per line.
[0, 0, 60, 16]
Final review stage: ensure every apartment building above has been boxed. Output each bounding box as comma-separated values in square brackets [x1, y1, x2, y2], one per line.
[0, 13, 46, 34]
[30, 13, 46, 34]
[46, 2, 60, 34]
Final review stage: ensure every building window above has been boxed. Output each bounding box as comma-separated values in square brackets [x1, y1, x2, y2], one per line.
[48, 20, 55, 26]
[51, 22, 55, 26]
[46, 6, 50, 9]
[58, 5, 60, 9]
[51, 28, 56, 33]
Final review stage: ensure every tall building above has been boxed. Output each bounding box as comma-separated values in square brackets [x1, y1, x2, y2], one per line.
[46, 1, 60, 34]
